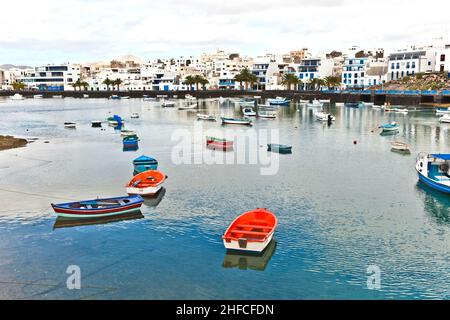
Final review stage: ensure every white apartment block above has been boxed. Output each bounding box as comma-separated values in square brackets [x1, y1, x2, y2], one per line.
[297, 56, 334, 89]
[388, 46, 437, 81]
[19, 64, 81, 91]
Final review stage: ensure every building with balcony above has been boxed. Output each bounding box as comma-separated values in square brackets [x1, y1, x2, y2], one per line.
[388, 46, 437, 81]
[297, 56, 333, 89]
[19, 64, 81, 91]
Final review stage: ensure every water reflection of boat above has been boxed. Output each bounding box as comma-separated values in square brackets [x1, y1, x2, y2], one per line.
[222, 240, 277, 271]
[53, 211, 144, 229]
[143, 187, 166, 208]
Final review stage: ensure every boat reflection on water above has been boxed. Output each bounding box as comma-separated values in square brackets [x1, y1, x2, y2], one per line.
[143, 187, 166, 208]
[53, 210, 144, 229]
[222, 239, 277, 271]
[416, 183, 450, 224]
[380, 130, 399, 137]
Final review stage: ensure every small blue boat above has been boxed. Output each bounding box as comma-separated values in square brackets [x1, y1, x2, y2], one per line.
[416, 153, 450, 194]
[379, 122, 400, 132]
[345, 102, 364, 108]
[133, 155, 158, 174]
[267, 97, 290, 105]
[267, 144, 292, 154]
[123, 136, 139, 151]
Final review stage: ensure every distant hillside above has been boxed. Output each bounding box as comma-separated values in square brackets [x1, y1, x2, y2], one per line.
[0, 64, 31, 70]
[370, 72, 450, 91]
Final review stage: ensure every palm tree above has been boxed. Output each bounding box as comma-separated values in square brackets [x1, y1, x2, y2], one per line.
[234, 68, 255, 90]
[184, 75, 195, 91]
[113, 79, 123, 91]
[281, 73, 300, 91]
[71, 79, 83, 91]
[247, 73, 259, 91]
[309, 78, 325, 91]
[324, 76, 341, 90]
[11, 82, 25, 91]
[199, 78, 209, 90]
[234, 74, 244, 90]
[193, 75, 207, 91]
[103, 78, 112, 91]
[80, 81, 89, 91]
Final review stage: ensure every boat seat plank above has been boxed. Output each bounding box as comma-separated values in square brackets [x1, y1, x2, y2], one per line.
[252, 219, 269, 224]
[230, 230, 269, 236]
[235, 224, 272, 230]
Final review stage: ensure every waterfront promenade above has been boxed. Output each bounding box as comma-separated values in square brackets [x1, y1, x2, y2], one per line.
[1, 89, 450, 105]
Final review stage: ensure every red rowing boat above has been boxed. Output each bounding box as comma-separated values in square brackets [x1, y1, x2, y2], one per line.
[222, 208, 277, 253]
[206, 136, 233, 150]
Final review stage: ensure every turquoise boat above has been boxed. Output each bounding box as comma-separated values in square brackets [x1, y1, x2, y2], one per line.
[379, 122, 400, 132]
[133, 155, 158, 175]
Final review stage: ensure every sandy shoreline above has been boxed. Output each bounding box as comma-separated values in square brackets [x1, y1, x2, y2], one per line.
[0, 135, 28, 151]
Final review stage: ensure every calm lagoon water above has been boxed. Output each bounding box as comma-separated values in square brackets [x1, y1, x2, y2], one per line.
[1, 97, 450, 299]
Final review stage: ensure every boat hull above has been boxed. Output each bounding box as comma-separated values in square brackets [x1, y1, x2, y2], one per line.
[221, 118, 252, 125]
[417, 171, 450, 194]
[223, 232, 275, 253]
[51, 196, 144, 219]
[126, 185, 162, 196]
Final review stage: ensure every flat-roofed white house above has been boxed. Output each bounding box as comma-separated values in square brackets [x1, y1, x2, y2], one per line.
[19, 64, 81, 91]
[435, 45, 450, 73]
[297, 56, 333, 90]
[387, 46, 437, 81]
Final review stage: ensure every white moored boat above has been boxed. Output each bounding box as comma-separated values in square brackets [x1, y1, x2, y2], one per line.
[306, 99, 323, 108]
[131, 113, 140, 119]
[161, 100, 176, 107]
[242, 107, 256, 116]
[439, 114, 450, 123]
[10, 93, 25, 100]
[185, 94, 197, 101]
[390, 141, 410, 154]
[319, 99, 331, 103]
[437, 107, 450, 115]
[34, 94, 43, 99]
[222, 208, 278, 253]
[197, 114, 216, 121]
[258, 110, 277, 118]
[120, 130, 137, 137]
[299, 99, 309, 104]
[239, 99, 255, 107]
[178, 103, 197, 110]
[314, 111, 335, 122]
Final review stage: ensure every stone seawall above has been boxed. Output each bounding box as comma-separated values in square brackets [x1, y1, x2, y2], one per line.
[0, 90, 443, 105]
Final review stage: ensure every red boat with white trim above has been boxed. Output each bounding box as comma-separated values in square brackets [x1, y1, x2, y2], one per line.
[206, 136, 234, 151]
[126, 170, 166, 196]
[222, 208, 278, 253]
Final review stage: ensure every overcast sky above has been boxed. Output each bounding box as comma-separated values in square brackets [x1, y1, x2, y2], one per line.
[0, 0, 449, 65]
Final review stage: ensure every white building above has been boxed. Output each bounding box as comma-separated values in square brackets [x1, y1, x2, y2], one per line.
[387, 45, 437, 81]
[251, 54, 287, 90]
[19, 64, 81, 91]
[297, 56, 334, 90]
[435, 45, 450, 73]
